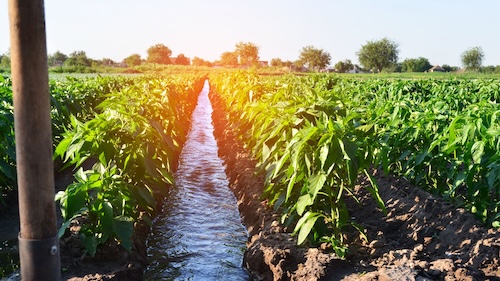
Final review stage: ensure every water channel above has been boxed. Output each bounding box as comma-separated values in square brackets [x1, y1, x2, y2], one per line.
[144, 81, 250, 280]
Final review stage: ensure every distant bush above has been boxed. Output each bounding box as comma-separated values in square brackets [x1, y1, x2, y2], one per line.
[49, 66, 98, 73]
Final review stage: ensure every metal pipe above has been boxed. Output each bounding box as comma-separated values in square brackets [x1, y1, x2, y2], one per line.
[8, 0, 61, 279]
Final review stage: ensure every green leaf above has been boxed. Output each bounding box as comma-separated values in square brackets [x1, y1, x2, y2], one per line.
[65, 140, 85, 163]
[308, 173, 327, 201]
[99, 201, 114, 236]
[144, 156, 159, 178]
[285, 173, 297, 202]
[158, 168, 174, 185]
[273, 151, 290, 179]
[415, 152, 428, 166]
[64, 182, 87, 220]
[296, 194, 313, 216]
[471, 141, 485, 164]
[54, 137, 72, 160]
[113, 216, 134, 252]
[319, 144, 329, 170]
[83, 234, 97, 257]
[364, 169, 386, 215]
[293, 211, 320, 245]
[138, 186, 156, 207]
[57, 220, 72, 238]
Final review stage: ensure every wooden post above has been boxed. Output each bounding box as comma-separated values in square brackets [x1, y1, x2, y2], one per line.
[8, 0, 61, 280]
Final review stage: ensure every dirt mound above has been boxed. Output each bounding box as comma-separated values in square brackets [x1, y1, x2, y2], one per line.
[341, 173, 500, 280]
[209, 90, 500, 281]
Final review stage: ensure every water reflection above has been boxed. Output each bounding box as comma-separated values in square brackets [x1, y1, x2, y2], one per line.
[144, 80, 250, 281]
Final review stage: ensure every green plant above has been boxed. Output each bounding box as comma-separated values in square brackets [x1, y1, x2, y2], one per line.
[209, 72, 385, 256]
[55, 74, 205, 255]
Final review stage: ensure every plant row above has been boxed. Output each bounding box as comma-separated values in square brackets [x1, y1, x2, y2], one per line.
[209, 72, 385, 257]
[208, 72, 500, 256]
[336, 76, 499, 227]
[0, 75, 133, 205]
[54, 74, 205, 255]
[0, 74, 206, 256]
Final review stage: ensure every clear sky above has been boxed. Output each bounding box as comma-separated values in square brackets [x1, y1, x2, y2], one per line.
[1, 1, 498, 67]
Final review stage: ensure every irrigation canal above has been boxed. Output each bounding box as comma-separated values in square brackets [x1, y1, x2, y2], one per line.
[144, 80, 250, 280]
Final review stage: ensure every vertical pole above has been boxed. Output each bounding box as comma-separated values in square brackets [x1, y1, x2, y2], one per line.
[8, 0, 61, 280]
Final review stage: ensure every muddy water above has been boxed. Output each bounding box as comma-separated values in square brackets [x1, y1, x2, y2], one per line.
[144, 81, 250, 280]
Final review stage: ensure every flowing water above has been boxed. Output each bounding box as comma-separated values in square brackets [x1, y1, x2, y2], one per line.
[144, 81, 250, 281]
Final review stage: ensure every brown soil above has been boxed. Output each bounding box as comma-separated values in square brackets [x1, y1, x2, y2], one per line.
[209, 90, 500, 281]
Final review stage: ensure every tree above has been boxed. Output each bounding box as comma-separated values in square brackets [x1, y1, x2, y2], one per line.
[271, 58, 294, 68]
[334, 59, 354, 73]
[235, 42, 259, 66]
[175, 54, 190, 65]
[100, 58, 115, 66]
[147, 44, 172, 64]
[357, 37, 399, 73]
[219, 51, 238, 67]
[0, 51, 10, 68]
[461, 46, 484, 71]
[48, 51, 67, 66]
[64, 51, 92, 67]
[124, 54, 142, 66]
[192, 56, 212, 67]
[297, 46, 331, 71]
[480, 65, 495, 74]
[270, 58, 284, 67]
[441, 64, 459, 72]
[401, 57, 432, 72]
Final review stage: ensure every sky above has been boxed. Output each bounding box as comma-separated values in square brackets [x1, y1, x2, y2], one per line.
[1, 1, 499, 67]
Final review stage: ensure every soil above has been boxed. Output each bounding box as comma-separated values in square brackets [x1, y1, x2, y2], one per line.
[209, 90, 500, 281]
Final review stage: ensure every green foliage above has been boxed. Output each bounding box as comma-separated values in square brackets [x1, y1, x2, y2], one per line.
[0, 75, 124, 204]
[0, 76, 15, 202]
[401, 57, 432, 72]
[0, 52, 11, 69]
[65, 51, 93, 67]
[219, 51, 239, 67]
[210, 71, 500, 257]
[54, 74, 205, 256]
[357, 37, 399, 73]
[297, 46, 331, 71]
[334, 59, 354, 73]
[461, 46, 484, 71]
[335, 77, 500, 227]
[192, 56, 212, 67]
[209, 72, 383, 256]
[147, 44, 173, 65]
[235, 42, 260, 66]
[175, 54, 190, 65]
[124, 54, 142, 67]
[48, 51, 68, 67]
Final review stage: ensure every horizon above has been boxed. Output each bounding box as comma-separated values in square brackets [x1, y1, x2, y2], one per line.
[1, 1, 499, 67]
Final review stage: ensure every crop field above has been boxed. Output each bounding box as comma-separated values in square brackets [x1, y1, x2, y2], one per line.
[0, 72, 499, 278]
[0, 74, 205, 259]
[209, 72, 500, 256]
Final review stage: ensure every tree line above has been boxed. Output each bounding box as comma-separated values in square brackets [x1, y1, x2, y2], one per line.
[0, 39, 495, 73]
[276, 38, 489, 73]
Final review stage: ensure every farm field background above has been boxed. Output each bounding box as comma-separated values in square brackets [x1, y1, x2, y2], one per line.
[0, 70, 499, 279]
